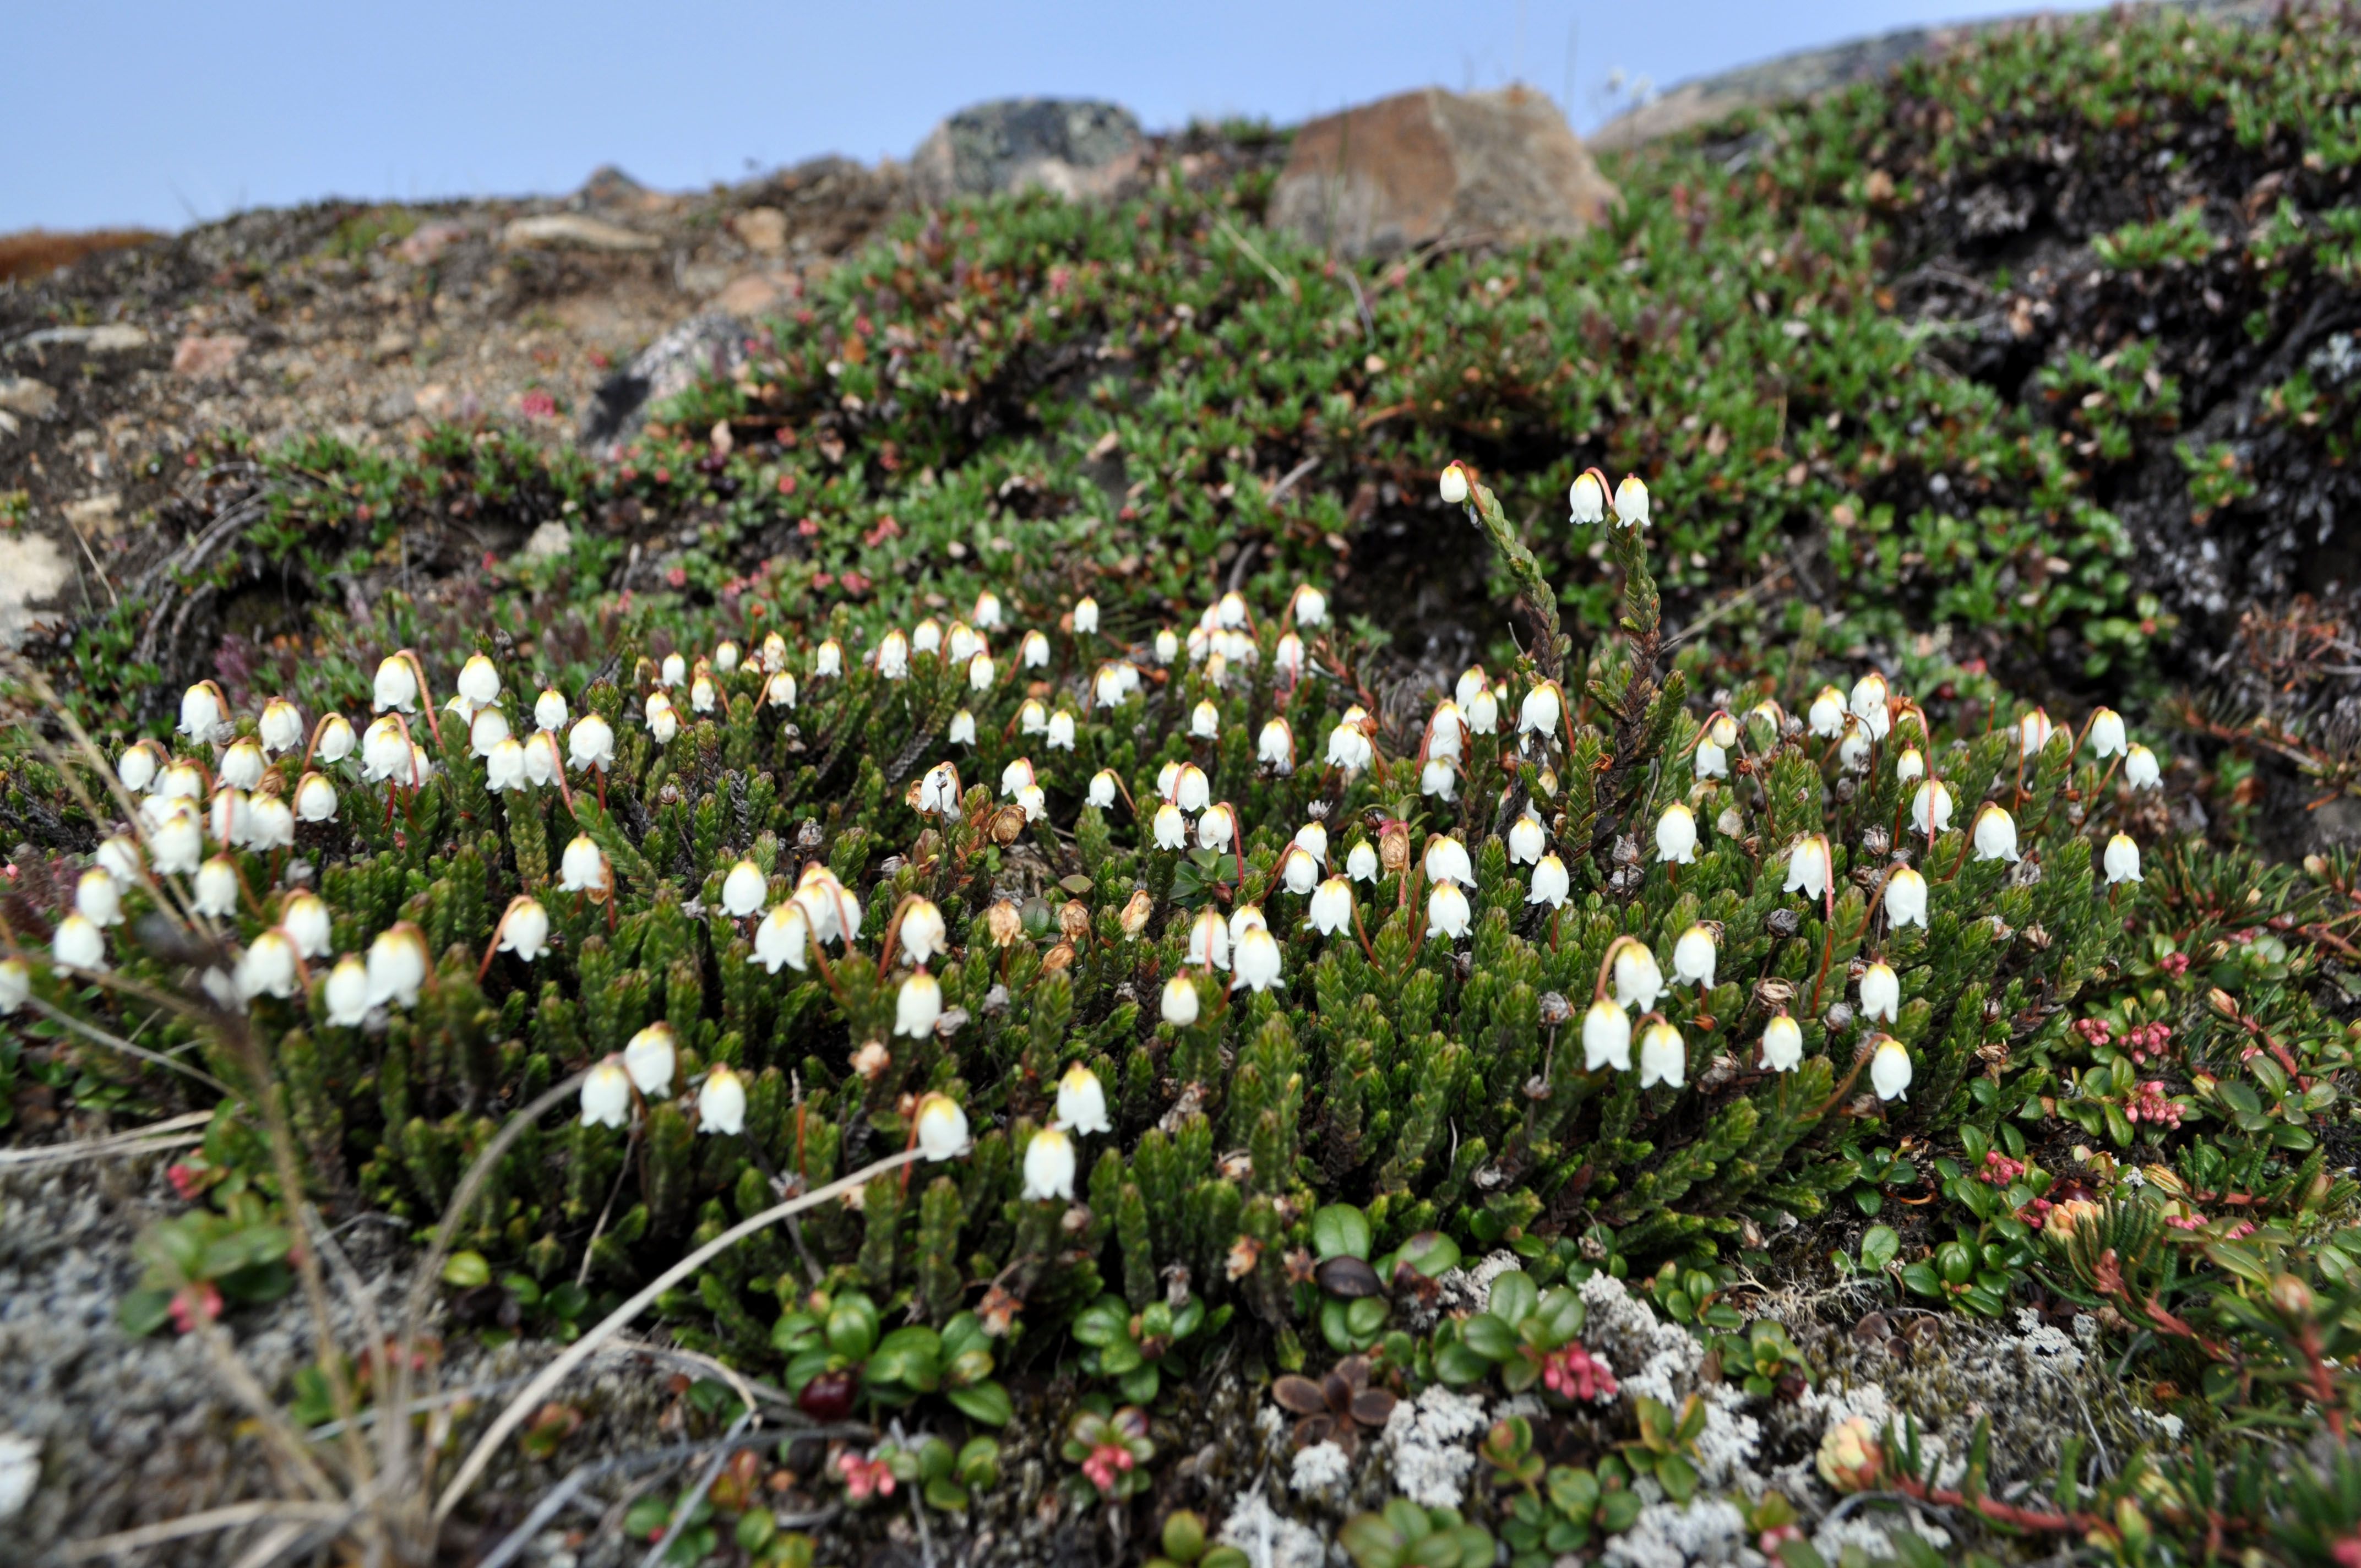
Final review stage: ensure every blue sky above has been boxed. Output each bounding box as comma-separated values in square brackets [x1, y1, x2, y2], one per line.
[5, 1, 2108, 234]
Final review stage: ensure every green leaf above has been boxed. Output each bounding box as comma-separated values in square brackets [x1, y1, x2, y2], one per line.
[945, 1380, 1013, 1427]
[1462, 1313, 1519, 1362]
[1313, 1204, 1373, 1261]
[441, 1250, 491, 1288]
[1859, 1224, 1900, 1270]
[1487, 1271, 1539, 1326]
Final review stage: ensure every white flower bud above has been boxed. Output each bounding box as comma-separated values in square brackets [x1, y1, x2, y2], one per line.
[1656, 802, 1698, 864]
[0, 956, 28, 1014]
[535, 689, 568, 732]
[1871, 1036, 1913, 1101]
[1258, 718, 1294, 772]
[1440, 462, 1470, 505]
[814, 639, 844, 678]
[118, 742, 161, 794]
[769, 672, 801, 710]
[1860, 961, 1900, 1023]
[1568, 469, 1605, 525]
[644, 693, 679, 745]
[1162, 972, 1202, 1025]
[721, 859, 768, 918]
[1895, 747, 1925, 785]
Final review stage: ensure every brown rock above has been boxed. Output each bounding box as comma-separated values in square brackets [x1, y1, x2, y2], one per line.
[171, 334, 249, 378]
[1271, 86, 1615, 258]
[501, 214, 660, 253]
[734, 207, 788, 253]
[712, 271, 794, 317]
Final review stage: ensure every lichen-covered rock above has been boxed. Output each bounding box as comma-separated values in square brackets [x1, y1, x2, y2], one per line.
[909, 98, 1146, 205]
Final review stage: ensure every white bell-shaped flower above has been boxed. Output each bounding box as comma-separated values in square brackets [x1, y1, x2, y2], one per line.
[361, 717, 411, 783]
[118, 742, 162, 794]
[1638, 1020, 1684, 1087]
[698, 1066, 747, 1135]
[1528, 854, 1571, 909]
[623, 1023, 677, 1097]
[2017, 707, 2054, 755]
[1507, 815, 1546, 866]
[1258, 718, 1294, 772]
[178, 682, 224, 742]
[1895, 747, 1925, 785]
[76, 867, 122, 928]
[1347, 841, 1380, 883]
[1046, 710, 1076, 751]
[644, 693, 679, 745]
[1971, 803, 2020, 863]
[0, 956, 29, 1014]
[1759, 1014, 1803, 1073]
[1584, 998, 1631, 1072]
[895, 970, 943, 1037]
[1161, 972, 1201, 1026]
[281, 890, 333, 959]
[753, 901, 810, 973]
[1884, 866, 1929, 929]
[1859, 961, 1900, 1023]
[579, 1060, 634, 1128]
[1188, 906, 1230, 970]
[1071, 596, 1100, 634]
[1325, 718, 1374, 772]
[569, 714, 616, 772]
[235, 928, 301, 1000]
[946, 709, 975, 746]
[1465, 684, 1499, 735]
[457, 654, 501, 709]
[1808, 685, 1847, 740]
[721, 859, 768, 918]
[219, 738, 265, 792]
[470, 705, 510, 760]
[916, 1092, 970, 1159]
[899, 897, 949, 966]
[1174, 763, 1211, 814]
[1281, 845, 1320, 896]
[485, 740, 526, 793]
[2125, 744, 2161, 788]
[1783, 835, 1832, 900]
[366, 924, 428, 1009]
[1672, 924, 1716, 988]
[313, 713, 356, 764]
[1912, 780, 1953, 837]
[1519, 682, 1562, 738]
[1056, 1063, 1111, 1135]
[1308, 876, 1354, 937]
[193, 855, 240, 918]
[324, 954, 371, 1026]
[1419, 758, 1457, 801]
[813, 639, 844, 678]
[1087, 769, 1118, 809]
[2104, 833, 2142, 885]
[1153, 802, 1188, 850]
[971, 590, 1003, 630]
[1022, 1125, 1076, 1201]
[1426, 882, 1472, 940]
[2089, 706, 2127, 759]
[1568, 469, 1606, 524]
[1849, 671, 1890, 737]
[247, 794, 295, 851]
[52, 912, 107, 971]
[559, 834, 610, 896]
[1613, 943, 1664, 1011]
[148, 799, 203, 875]
[1871, 1036, 1913, 1101]
[1424, 834, 1474, 888]
[373, 655, 419, 715]
[1232, 925, 1284, 992]
[877, 629, 911, 681]
[1612, 474, 1650, 527]
[535, 688, 569, 732]
[1656, 802, 1698, 865]
[1440, 462, 1470, 505]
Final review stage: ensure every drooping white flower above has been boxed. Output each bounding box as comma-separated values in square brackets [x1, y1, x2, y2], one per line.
[1895, 747, 1925, 785]
[313, 712, 356, 765]
[2125, 744, 2161, 790]
[580, 1060, 633, 1129]
[1859, 961, 1900, 1023]
[52, 912, 107, 971]
[559, 834, 610, 896]
[2089, 706, 2127, 759]
[246, 793, 295, 850]
[1440, 462, 1471, 505]
[523, 732, 564, 788]
[215, 738, 263, 792]
[970, 651, 998, 692]
[972, 590, 1003, 630]
[361, 717, 412, 783]
[1808, 685, 1847, 739]
[769, 672, 801, 710]
[1232, 925, 1284, 992]
[1426, 882, 1472, 940]
[1070, 596, 1100, 635]
[1427, 700, 1465, 763]
[1568, 468, 1606, 525]
[1528, 853, 1571, 908]
[1154, 802, 1188, 850]
[95, 834, 140, 888]
[1838, 718, 1873, 772]
[2017, 707, 2055, 756]
[1000, 757, 1036, 798]
[1291, 584, 1328, 628]
[1420, 757, 1457, 801]
[491, 900, 548, 965]
[76, 867, 122, 928]
[1087, 769, 1119, 809]
[1784, 835, 1832, 900]
[1612, 474, 1650, 527]
[896, 897, 948, 967]
[1188, 906, 1230, 970]
[721, 859, 768, 919]
[1912, 779, 1954, 837]
[654, 652, 686, 690]
[1695, 730, 1729, 779]
[1584, 998, 1631, 1071]
[324, 954, 371, 1026]
[535, 688, 569, 732]
[698, 1066, 747, 1136]
[148, 799, 202, 875]
[156, 760, 205, 801]
[814, 639, 844, 678]
[916, 1092, 971, 1159]
[373, 655, 419, 715]
[946, 708, 975, 745]
[714, 639, 742, 673]
[753, 901, 810, 973]
[623, 1022, 677, 1096]
[1971, 803, 2020, 863]
[1307, 876, 1354, 937]
[1154, 627, 1180, 665]
[1217, 590, 1249, 630]
[485, 740, 526, 793]
[1173, 763, 1210, 814]
[1465, 683, 1499, 735]
[281, 890, 332, 959]
[1519, 683, 1562, 738]
[1325, 718, 1374, 772]
[1292, 821, 1328, 868]
[1885, 866, 1929, 928]
[1508, 815, 1547, 865]
[1656, 802, 1698, 864]
[1015, 782, 1046, 823]
[1347, 841, 1380, 883]
[193, 855, 240, 918]
[877, 629, 911, 681]
[1638, 1020, 1684, 1087]
[1162, 972, 1201, 1025]
[1056, 1063, 1111, 1134]
[760, 631, 791, 673]
[456, 654, 501, 709]
[1424, 834, 1474, 888]
[366, 924, 429, 1010]
[1760, 1014, 1803, 1073]
[569, 714, 616, 772]
[235, 928, 301, 1001]
[916, 761, 964, 817]
[1871, 1036, 1913, 1101]
[1020, 630, 1050, 671]
[644, 693, 680, 745]
[689, 673, 717, 714]
[1613, 943, 1664, 1011]
[118, 742, 161, 794]
[1258, 718, 1294, 773]
[1849, 671, 1890, 738]
[1277, 845, 1320, 897]
[0, 956, 27, 1015]
[178, 682, 224, 742]
[2104, 833, 2142, 885]
[258, 697, 304, 756]
[1022, 1125, 1077, 1201]
[1672, 924, 1717, 988]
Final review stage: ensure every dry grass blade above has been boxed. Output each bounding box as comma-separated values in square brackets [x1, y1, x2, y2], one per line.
[0, 1109, 212, 1167]
[432, 1146, 927, 1526]
[52, 1500, 347, 1562]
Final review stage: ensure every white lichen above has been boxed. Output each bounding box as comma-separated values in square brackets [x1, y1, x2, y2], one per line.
[1288, 1439, 1352, 1503]
[1217, 1489, 1328, 1568]
[1383, 1385, 1489, 1507]
[1601, 1498, 1750, 1567]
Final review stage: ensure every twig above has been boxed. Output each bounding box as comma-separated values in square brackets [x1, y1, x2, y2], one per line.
[640, 1411, 759, 1568]
[21, 997, 231, 1095]
[0, 1109, 211, 1167]
[51, 1501, 348, 1562]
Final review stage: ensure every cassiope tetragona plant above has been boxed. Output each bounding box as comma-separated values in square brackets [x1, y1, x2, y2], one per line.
[7, 446, 2162, 1441]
